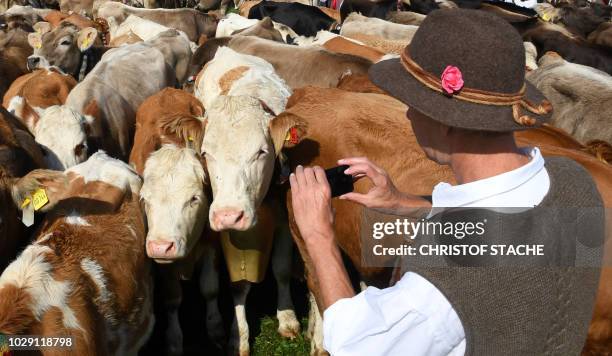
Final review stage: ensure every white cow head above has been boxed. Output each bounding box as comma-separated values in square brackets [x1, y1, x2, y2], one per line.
[202, 95, 305, 232]
[34, 106, 93, 170]
[140, 145, 209, 262]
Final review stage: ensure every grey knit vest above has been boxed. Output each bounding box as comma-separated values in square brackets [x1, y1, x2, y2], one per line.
[399, 156, 604, 356]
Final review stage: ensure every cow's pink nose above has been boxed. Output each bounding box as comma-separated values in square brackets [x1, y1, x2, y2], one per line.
[147, 240, 176, 258]
[212, 209, 245, 230]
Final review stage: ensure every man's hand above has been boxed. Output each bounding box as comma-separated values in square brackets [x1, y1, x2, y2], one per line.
[338, 157, 432, 216]
[289, 165, 355, 310]
[289, 165, 335, 244]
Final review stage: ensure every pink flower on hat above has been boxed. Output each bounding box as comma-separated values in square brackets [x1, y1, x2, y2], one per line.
[441, 65, 464, 95]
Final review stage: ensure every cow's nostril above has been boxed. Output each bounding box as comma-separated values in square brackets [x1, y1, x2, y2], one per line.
[27, 57, 40, 70]
[147, 240, 175, 258]
[234, 210, 244, 224]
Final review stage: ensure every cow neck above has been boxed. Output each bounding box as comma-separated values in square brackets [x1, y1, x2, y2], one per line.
[75, 46, 108, 82]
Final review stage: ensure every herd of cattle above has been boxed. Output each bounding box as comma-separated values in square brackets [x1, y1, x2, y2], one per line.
[0, 0, 612, 355]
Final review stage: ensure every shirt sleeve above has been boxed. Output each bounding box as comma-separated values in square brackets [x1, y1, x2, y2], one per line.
[322, 272, 465, 356]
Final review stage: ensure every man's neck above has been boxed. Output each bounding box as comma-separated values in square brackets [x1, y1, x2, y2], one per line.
[450, 149, 530, 185]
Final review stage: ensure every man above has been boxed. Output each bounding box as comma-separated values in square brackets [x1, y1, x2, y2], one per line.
[290, 9, 604, 356]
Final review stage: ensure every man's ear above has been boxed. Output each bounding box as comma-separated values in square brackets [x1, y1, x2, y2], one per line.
[77, 27, 98, 52]
[269, 112, 307, 156]
[28, 32, 43, 49]
[33, 21, 51, 35]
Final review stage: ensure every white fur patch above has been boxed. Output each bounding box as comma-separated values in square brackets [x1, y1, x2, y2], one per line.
[34, 105, 90, 170]
[7, 96, 25, 118]
[65, 211, 91, 226]
[80, 258, 110, 305]
[216, 13, 258, 38]
[112, 15, 195, 51]
[36, 233, 53, 244]
[127, 225, 137, 238]
[67, 151, 142, 195]
[196, 47, 291, 115]
[0, 244, 83, 331]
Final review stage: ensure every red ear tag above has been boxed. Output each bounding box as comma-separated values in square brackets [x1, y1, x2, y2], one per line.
[289, 127, 299, 144]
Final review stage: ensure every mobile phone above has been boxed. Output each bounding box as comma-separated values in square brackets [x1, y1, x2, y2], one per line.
[325, 165, 354, 198]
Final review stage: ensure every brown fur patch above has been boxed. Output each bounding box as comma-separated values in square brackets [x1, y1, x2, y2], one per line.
[0, 284, 35, 334]
[584, 140, 612, 165]
[219, 66, 250, 95]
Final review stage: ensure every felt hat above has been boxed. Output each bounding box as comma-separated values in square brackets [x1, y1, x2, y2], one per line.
[369, 9, 552, 132]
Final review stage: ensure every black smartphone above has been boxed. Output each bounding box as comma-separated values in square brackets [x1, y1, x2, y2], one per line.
[325, 165, 354, 198]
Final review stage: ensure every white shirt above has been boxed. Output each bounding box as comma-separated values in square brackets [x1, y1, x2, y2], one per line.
[323, 147, 550, 356]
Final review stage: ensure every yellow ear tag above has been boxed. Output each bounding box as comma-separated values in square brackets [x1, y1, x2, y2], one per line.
[32, 188, 49, 211]
[82, 38, 90, 49]
[21, 197, 32, 209]
[35, 42, 42, 49]
[284, 131, 291, 142]
[542, 13, 551, 22]
[188, 136, 194, 142]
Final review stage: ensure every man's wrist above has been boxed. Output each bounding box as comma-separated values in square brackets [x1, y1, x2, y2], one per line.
[303, 227, 337, 254]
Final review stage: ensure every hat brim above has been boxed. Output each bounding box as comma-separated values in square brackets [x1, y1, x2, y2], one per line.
[369, 58, 551, 132]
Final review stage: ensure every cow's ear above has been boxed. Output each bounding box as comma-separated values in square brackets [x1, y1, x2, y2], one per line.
[534, 3, 562, 22]
[269, 112, 307, 156]
[77, 27, 97, 52]
[28, 32, 43, 50]
[260, 17, 274, 29]
[33, 21, 51, 35]
[11, 169, 68, 212]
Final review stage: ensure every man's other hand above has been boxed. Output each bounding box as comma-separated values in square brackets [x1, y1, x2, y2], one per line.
[338, 157, 432, 216]
[290, 165, 335, 244]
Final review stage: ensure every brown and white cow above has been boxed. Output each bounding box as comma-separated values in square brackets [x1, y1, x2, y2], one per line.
[130, 88, 222, 355]
[32, 30, 191, 170]
[527, 51, 612, 145]
[191, 35, 373, 89]
[195, 46, 300, 355]
[97, 1, 218, 43]
[3, 69, 77, 132]
[0, 151, 154, 355]
[276, 86, 612, 355]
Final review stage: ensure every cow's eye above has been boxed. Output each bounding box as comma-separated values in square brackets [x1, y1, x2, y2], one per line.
[60, 39, 71, 46]
[189, 195, 200, 206]
[256, 149, 268, 159]
[74, 143, 85, 156]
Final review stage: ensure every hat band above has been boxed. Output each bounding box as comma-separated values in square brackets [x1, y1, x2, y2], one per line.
[400, 49, 552, 126]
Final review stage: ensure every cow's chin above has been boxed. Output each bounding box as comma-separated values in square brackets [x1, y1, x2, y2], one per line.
[152, 258, 175, 264]
[209, 215, 255, 232]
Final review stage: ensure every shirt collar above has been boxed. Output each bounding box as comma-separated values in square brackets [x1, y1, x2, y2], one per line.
[431, 147, 545, 208]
